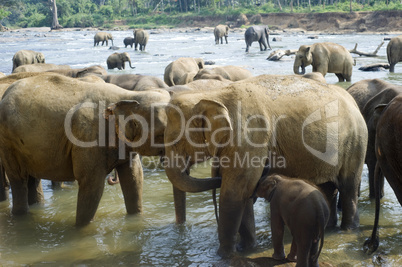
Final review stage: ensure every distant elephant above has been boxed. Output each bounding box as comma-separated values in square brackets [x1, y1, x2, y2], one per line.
[164, 74, 367, 258]
[244, 25, 271, 52]
[94, 32, 114, 46]
[12, 50, 45, 72]
[364, 94, 402, 254]
[0, 73, 170, 226]
[387, 35, 402, 72]
[124, 37, 135, 48]
[163, 57, 204, 86]
[214, 25, 229, 44]
[47, 65, 107, 78]
[133, 29, 149, 51]
[193, 65, 253, 82]
[102, 74, 168, 91]
[107, 52, 135, 70]
[347, 79, 402, 198]
[294, 42, 354, 82]
[12, 63, 71, 73]
[256, 173, 329, 266]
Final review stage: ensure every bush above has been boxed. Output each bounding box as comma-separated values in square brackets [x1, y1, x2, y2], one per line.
[64, 13, 94, 28]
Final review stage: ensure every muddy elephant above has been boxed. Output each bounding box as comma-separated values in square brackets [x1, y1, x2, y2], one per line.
[124, 37, 135, 48]
[387, 35, 402, 72]
[214, 25, 229, 44]
[364, 94, 402, 254]
[12, 63, 71, 73]
[102, 74, 168, 91]
[256, 173, 329, 266]
[244, 25, 271, 52]
[164, 57, 205, 86]
[133, 29, 149, 51]
[47, 65, 107, 78]
[94, 32, 114, 46]
[107, 52, 135, 70]
[193, 65, 253, 82]
[164, 74, 367, 258]
[294, 42, 354, 82]
[347, 79, 402, 198]
[12, 50, 45, 72]
[0, 73, 170, 226]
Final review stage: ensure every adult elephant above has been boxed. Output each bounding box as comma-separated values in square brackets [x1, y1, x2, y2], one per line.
[244, 25, 271, 52]
[133, 29, 149, 51]
[124, 37, 135, 48]
[102, 74, 168, 91]
[164, 57, 204, 86]
[107, 52, 135, 70]
[193, 65, 253, 82]
[387, 35, 402, 72]
[214, 25, 229, 44]
[47, 65, 107, 78]
[293, 42, 354, 82]
[364, 94, 402, 254]
[164, 74, 367, 258]
[94, 32, 114, 46]
[12, 63, 71, 73]
[0, 73, 170, 226]
[12, 50, 45, 72]
[347, 79, 402, 198]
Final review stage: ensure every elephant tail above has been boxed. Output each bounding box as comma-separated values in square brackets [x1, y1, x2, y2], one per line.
[212, 188, 219, 223]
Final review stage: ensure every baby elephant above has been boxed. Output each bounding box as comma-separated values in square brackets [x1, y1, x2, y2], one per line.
[256, 174, 329, 267]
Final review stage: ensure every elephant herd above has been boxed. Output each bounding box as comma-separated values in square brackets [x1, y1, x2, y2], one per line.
[1, 30, 402, 266]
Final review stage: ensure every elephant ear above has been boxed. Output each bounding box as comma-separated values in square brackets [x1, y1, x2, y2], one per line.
[193, 99, 233, 156]
[305, 46, 312, 62]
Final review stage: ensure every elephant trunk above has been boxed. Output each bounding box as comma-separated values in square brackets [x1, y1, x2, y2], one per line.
[266, 33, 272, 50]
[128, 59, 135, 69]
[294, 62, 305, 75]
[111, 39, 114, 46]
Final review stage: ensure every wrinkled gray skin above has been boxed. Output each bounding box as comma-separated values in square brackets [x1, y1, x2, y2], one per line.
[12, 50, 45, 72]
[0, 73, 170, 226]
[387, 35, 402, 72]
[293, 42, 354, 82]
[214, 25, 229, 44]
[256, 174, 329, 267]
[347, 79, 402, 199]
[107, 52, 135, 70]
[244, 25, 271, 52]
[12, 63, 71, 73]
[193, 65, 253, 82]
[47, 65, 107, 78]
[124, 37, 135, 48]
[94, 32, 114, 46]
[133, 29, 149, 51]
[164, 57, 205, 86]
[102, 74, 168, 91]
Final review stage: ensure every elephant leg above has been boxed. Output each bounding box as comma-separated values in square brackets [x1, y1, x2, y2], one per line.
[9, 176, 29, 215]
[367, 153, 384, 199]
[27, 176, 44, 205]
[389, 63, 395, 72]
[0, 164, 9, 201]
[335, 74, 345, 82]
[271, 212, 286, 260]
[225, 36, 228, 44]
[339, 176, 360, 230]
[287, 238, 297, 262]
[309, 238, 320, 267]
[318, 182, 338, 228]
[237, 198, 256, 252]
[116, 154, 143, 214]
[173, 185, 186, 224]
[135, 43, 138, 51]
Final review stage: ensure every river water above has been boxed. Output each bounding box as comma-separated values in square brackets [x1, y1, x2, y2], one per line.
[0, 28, 401, 266]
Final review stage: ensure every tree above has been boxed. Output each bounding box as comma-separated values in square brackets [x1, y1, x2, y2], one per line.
[49, 0, 62, 29]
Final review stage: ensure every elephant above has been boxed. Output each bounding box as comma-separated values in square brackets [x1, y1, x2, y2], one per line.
[364, 94, 402, 254]
[244, 25, 271, 52]
[0, 73, 170, 226]
[167, 79, 232, 93]
[163, 74, 367, 258]
[124, 37, 135, 48]
[133, 29, 149, 51]
[107, 52, 135, 70]
[256, 173, 329, 267]
[12, 50, 45, 72]
[193, 65, 253, 82]
[163, 57, 205, 86]
[12, 63, 71, 73]
[214, 25, 229, 44]
[293, 42, 354, 82]
[302, 72, 326, 84]
[47, 65, 107, 78]
[0, 161, 9, 201]
[347, 79, 402, 198]
[94, 32, 114, 47]
[387, 35, 402, 72]
[102, 74, 168, 91]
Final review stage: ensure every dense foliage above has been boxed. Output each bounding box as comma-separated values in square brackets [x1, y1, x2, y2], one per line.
[0, 0, 401, 28]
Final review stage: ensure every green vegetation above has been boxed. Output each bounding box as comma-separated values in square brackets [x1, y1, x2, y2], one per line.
[0, 0, 401, 29]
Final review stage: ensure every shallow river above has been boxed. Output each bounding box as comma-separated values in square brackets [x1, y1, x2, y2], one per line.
[0, 28, 401, 266]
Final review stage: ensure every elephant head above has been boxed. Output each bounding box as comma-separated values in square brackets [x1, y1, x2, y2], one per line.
[294, 45, 313, 75]
[107, 33, 114, 46]
[120, 52, 135, 69]
[256, 175, 279, 202]
[35, 52, 45, 64]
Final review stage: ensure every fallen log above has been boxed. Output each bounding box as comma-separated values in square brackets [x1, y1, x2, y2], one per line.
[359, 63, 390, 71]
[349, 41, 384, 57]
[267, 49, 297, 61]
